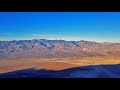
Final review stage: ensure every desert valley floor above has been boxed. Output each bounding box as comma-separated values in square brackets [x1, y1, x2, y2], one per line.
[0, 56, 120, 74]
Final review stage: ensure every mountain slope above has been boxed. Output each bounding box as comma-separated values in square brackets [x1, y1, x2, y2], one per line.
[0, 64, 120, 78]
[0, 39, 120, 59]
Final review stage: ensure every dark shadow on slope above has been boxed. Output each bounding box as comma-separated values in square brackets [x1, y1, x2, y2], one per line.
[0, 64, 120, 78]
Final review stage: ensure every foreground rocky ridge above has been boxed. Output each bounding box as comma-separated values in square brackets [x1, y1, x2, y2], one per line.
[0, 64, 120, 78]
[0, 39, 120, 59]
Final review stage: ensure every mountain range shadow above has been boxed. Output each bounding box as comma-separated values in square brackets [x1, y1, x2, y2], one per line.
[0, 64, 120, 78]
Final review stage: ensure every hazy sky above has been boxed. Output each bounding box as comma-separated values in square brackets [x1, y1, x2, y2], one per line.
[0, 12, 120, 42]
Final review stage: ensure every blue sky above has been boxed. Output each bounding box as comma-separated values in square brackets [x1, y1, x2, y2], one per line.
[0, 12, 120, 42]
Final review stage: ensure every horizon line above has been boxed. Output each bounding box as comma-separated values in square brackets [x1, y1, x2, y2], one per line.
[0, 38, 119, 44]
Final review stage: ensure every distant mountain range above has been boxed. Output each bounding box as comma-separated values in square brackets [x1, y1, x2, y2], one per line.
[0, 39, 120, 59]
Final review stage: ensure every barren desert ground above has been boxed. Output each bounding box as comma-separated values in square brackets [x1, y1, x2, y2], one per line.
[0, 56, 120, 74]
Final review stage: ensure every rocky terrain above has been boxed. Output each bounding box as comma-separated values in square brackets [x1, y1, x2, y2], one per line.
[0, 39, 120, 78]
[0, 39, 120, 59]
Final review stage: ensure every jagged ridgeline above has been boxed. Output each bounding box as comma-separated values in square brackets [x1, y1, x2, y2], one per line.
[0, 39, 120, 59]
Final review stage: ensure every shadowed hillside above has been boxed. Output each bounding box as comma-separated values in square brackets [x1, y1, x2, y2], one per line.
[0, 64, 120, 78]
